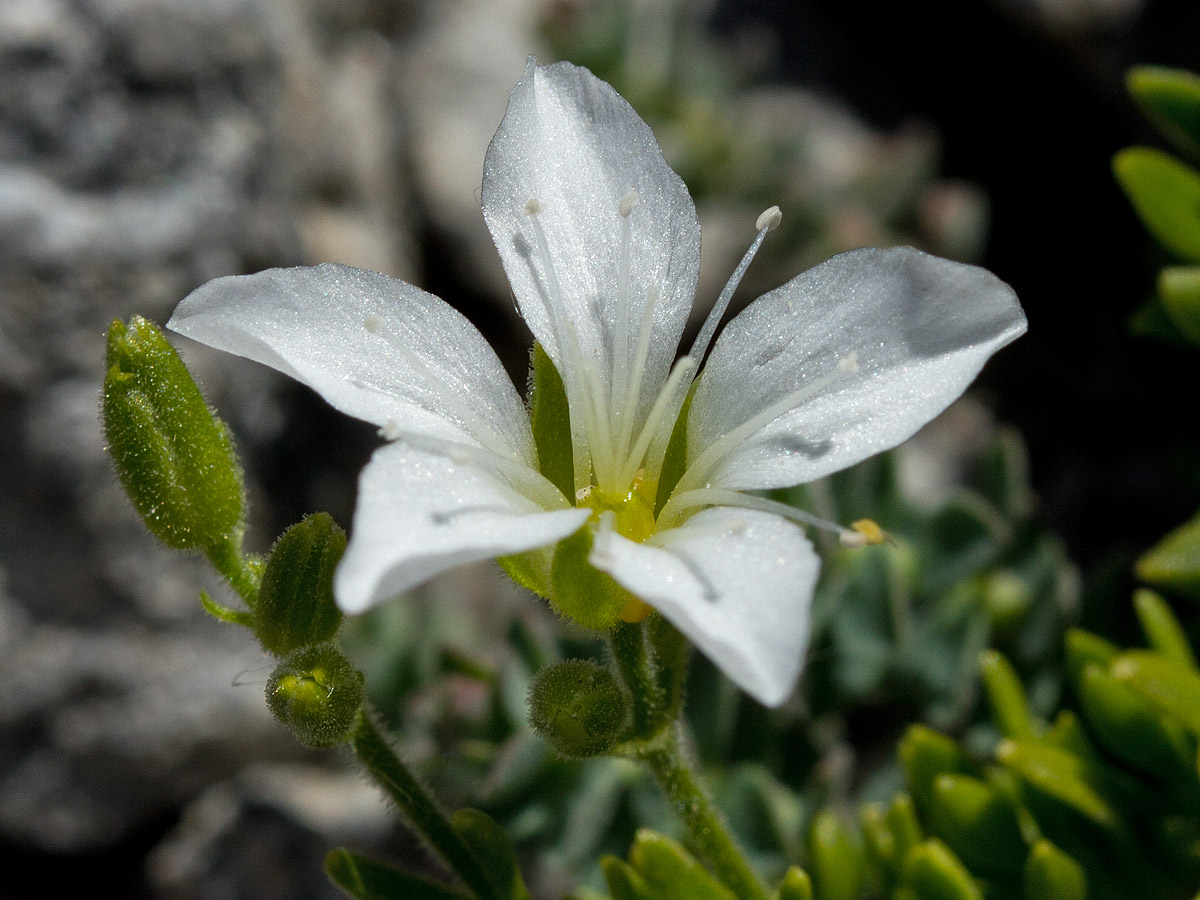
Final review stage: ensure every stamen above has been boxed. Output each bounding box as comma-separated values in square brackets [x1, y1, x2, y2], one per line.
[588, 510, 619, 569]
[619, 191, 640, 217]
[612, 191, 638, 436]
[688, 206, 782, 363]
[648, 513, 747, 547]
[840, 518, 887, 547]
[614, 284, 660, 463]
[657, 486, 854, 539]
[673, 362, 848, 497]
[567, 321, 617, 490]
[617, 355, 697, 489]
[524, 198, 544, 216]
[838, 352, 859, 373]
[378, 419, 402, 441]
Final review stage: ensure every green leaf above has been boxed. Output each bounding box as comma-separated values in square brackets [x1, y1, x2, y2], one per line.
[1138, 511, 1200, 599]
[325, 848, 472, 900]
[602, 856, 657, 900]
[1023, 840, 1087, 900]
[102, 316, 245, 550]
[900, 725, 976, 816]
[199, 590, 254, 627]
[927, 774, 1026, 876]
[1078, 662, 1194, 776]
[1134, 589, 1198, 669]
[995, 739, 1121, 830]
[451, 809, 533, 900]
[886, 794, 924, 863]
[1114, 650, 1200, 735]
[807, 812, 865, 900]
[1159, 266, 1200, 345]
[980, 650, 1043, 740]
[774, 867, 812, 900]
[1128, 66, 1200, 156]
[1064, 628, 1119, 690]
[528, 342, 574, 500]
[628, 830, 739, 900]
[899, 840, 983, 900]
[255, 513, 346, 656]
[1113, 148, 1200, 262]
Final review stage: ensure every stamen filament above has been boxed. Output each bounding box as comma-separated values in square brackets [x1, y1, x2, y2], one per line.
[657, 486, 852, 537]
[688, 206, 781, 363]
[615, 284, 660, 464]
[568, 321, 618, 490]
[612, 191, 638, 427]
[618, 355, 697, 489]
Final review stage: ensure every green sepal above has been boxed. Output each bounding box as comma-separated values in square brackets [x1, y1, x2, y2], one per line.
[255, 513, 346, 656]
[199, 590, 253, 627]
[550, 526, 631, 630]
[1128, 66, 1200, 157]
[980, 649, 1043, 740]
[995, 738, 1120, 829]
[774, 867, 812, 900]
[102, 316, 245, 550]
[1023, 840, 1087, 900]
[627, 830, 739, 900]
[528, 342, 574, 500]
[654, 381, 696, 516]
[1134, 588, 1198, 669]
[527, 659, 627, 757]
[1113, 649, 1200, 735]
[602, 856, 656, 900]
[497, 549, 552, 598]
[807, 811, 865, 900]
[450, 808, 532, 900]
[899, 840, 982, 900]
[325, 848, 472, 900]
[265, 643, 364, 748]
[1159, 266, 1200, 345]
[1138, 511, 1200, 599]
[927, 774, 1026, 876]
[1113, 148, 1200, 262]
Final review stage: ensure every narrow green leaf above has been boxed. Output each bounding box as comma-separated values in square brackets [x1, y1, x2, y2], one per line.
[995, 739, 1121, 829]
[1078, 662, 1194, 776]
[1114, 650, 1200, 734]
[1023, 840, 1087, 900]
[325, 848, 472, 900]
[199, 590, 254, 627]
[1159, 266, 1200, 345]
[1064, 628, 1119, 691]
[886, 794, 924, 863]
[451, 808, 532, 900]
[807, 812, 864, 900]
[602, 856, 656, 900]
[628, 830, 738, 900]
[861, 803, 898, 875]
[528, 342, 574, 500]
[1135, 589, 1199, 669]
[774, 867, 812, 900]
[927, 774, 1026, 876]
[981, 650, 1042, 740]
[1128, 65, 1200, 156]
[1114, 148, 1200, 262]
[899, 840, 983, 900]
[900, 725, 976, 816]
[1138, 510, 1200, 599]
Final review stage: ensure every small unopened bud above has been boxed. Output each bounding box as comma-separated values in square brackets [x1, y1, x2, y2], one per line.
[102, 316, 244, 550]
[266, 643, 364, 748]
[528, 659, 627, 757]
[256, 513, 346, 656]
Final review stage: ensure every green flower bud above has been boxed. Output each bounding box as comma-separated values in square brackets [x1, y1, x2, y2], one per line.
[266, 643, 364, 748]
[256, 513, 346, 656]
[102, 316, 244, 550]
[528, 659, 627, 757]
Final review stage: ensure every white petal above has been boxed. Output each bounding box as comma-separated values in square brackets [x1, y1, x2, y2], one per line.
[591, 507, 819, 707]
[481, 60, 701, 423]
[335, 441, 591, 613]
[169, 263, 535, 464]
[687, 247, 1027, 491]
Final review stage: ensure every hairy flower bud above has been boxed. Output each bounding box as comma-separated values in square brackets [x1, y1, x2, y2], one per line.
[528, 659, 627, 757]
[256, 513, 346, 656]
[102, 316, 244, 550]
[266, 643, 364, 748]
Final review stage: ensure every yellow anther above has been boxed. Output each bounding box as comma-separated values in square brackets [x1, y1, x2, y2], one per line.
[851, 518, 887, 545]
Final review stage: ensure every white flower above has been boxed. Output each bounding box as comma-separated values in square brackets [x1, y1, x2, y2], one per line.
[168, 60, 1026, 707]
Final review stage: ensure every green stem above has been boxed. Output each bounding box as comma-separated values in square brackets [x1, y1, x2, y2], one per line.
[205, 534, 259, 605]
[639, 725, 770, 900]
[352, 714, 497, 900]
[610, 621, 664, 738]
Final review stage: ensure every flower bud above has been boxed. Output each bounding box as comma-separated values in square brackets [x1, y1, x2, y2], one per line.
[266, 643, 364, 748]
[256, 513, 346, 656]
[528, 659, 627, 757]
[102, 316, 244, 550]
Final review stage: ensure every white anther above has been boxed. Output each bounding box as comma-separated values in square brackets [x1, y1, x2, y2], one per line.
[838, 351, 859, 373]
[839, 530, 868, 549]
[448, 446, 473, 465]
[756, 205, 782, 232]
[619, 190, 640, 217]
[728, 517, 748, 536]
[378, 419, 402, 441]
[363, 314, 385, 333]
[524, 197, 544, 216]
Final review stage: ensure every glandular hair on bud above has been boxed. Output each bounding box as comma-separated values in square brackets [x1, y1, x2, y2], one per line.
[102, 316, 244, 550]
[528, 659, 627, 757]
[266, 643, 364, 748]
[256, 513, 347, 656]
